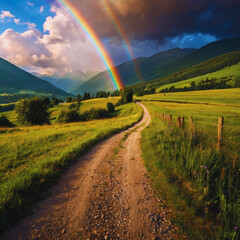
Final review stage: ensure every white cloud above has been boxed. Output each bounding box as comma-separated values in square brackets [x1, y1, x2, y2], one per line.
[14, 18, 36, 30]
[14, 18, 20, 24]
[0, 6, 105, 75]
[0, 11, 15, 19]
[40, 6, 44, 13]
[27, 2, 34, 7]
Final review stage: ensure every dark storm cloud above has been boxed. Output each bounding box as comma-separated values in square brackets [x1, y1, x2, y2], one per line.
[53, 0, 240, 42]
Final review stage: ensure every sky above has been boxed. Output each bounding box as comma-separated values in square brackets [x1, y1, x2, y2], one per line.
[0, 0, 239, 76]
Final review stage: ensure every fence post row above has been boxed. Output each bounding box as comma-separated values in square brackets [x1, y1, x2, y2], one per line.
[160, 113, 224, 149]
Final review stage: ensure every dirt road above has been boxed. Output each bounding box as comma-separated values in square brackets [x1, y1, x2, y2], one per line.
[3, 103, 181, 240]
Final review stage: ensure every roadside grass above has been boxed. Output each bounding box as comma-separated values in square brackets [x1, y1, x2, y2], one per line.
[137, 88, 240, 106]
[0, 101, 142, 232]
[140, 96, 240, 240]
[156, 62, 240, 92]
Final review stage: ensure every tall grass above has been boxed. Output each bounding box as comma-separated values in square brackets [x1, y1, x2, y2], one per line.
[0, 102, 142, 232]
[141, 101, 239, 240]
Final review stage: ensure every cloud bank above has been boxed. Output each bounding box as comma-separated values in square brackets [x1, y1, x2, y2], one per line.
[63, 0, 240, 42]
[0, 6, 105, 74]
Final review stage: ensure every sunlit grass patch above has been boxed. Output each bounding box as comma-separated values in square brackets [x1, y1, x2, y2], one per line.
[0, 101, 142, 232]
[141, 97, 240, 240]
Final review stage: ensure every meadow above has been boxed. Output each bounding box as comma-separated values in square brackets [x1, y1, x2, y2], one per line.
[1, 97, 120, 125]
[0, 98, 142, 231]
[139, 89, 240, 239]
[138, 88, 240, 106]
[156, 62, 240, 92]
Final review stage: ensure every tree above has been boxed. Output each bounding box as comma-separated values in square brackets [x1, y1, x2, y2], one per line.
[51, 97, 59, 106]
[15, 97, 50, 125]
[41, 97, 51, 107]
[122, 89, 133, 104]
[66, 97, 72, 103]
[83, 92, 91, 100]
[0, 115, 12, 127]
[107, 102, 115, 113]
[190, 81, 196, 90]
[77, 94, 82, 111]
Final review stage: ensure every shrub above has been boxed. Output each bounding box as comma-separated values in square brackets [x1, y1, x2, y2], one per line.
[69, 103, 77, 109]
[0, 115, 12, 127]
[86, 108, 109, 120]
[15, 97, 50, 125]
[57, 109, 80, 123]
[107, 102, 115, 113]
[234, 77, 240, 87]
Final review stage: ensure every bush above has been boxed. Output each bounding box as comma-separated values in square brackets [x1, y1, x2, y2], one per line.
[234, 77, 240, 87]
[57, 109, 80, 123]
[107, 102, 115, 113]
[0, 115, 12, 127]
[85, 108, 109, 120]
[15, 97, 50, 125]
[69, 103, 77, 109]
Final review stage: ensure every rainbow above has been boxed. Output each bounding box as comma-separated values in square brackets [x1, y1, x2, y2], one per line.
[58, 0, 124, 90]
[100, 0, 144, 82]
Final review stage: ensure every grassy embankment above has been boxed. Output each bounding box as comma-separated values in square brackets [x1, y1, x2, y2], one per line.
[138, 89, 240, 240]
[156, 62, 240, 92]
[0, 98, 142, 231]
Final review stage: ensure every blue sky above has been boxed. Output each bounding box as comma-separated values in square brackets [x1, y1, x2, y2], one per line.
[0, 0, 54, 34]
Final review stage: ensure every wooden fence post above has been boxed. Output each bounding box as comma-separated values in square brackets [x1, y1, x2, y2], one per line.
[180, 117, 185, 129]
[190, 116, 195, 135]
[218, 117, 224, 149]
[177, 117, 181, 127]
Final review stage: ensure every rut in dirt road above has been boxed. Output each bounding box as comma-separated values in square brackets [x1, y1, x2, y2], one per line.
[3, 103, 183, 240]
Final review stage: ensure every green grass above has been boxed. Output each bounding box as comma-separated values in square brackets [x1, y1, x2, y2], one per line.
[0, 99, 142, 231]
[137, 88, 240, 106]
[2, 97, 120, 125]
[140, 92, 240, 239]
[156, 62, 240, 92]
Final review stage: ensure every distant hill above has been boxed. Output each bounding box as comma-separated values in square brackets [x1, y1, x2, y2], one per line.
[152, 50, 240, 91]
[75, 35, 240, 94]
[0, 57, 71, 98]
[156, 61, 240, 92]
[74, 48, 194, 94]
[35, 71, 99, 93]
[162, 36, 240, 76]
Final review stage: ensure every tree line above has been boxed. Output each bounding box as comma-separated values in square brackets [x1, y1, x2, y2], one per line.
[0, 89, 133, 127]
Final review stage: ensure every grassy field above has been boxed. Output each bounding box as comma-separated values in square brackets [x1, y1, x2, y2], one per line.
[1, 97, 120, 125]
[156, 62, 240, 92]
[139, 90, 239, 239]
[137, 88, 240, 106]
[0, 98, 142, 231]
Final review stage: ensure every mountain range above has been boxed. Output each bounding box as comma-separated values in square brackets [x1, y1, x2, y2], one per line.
[34, 71, 99, 93]
[0, 36, 240, 99]
[74, 36, 240, 94]
[0, 57, 71, 98]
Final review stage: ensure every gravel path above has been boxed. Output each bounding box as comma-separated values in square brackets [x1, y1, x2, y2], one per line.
[3, 103, 184, 240]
